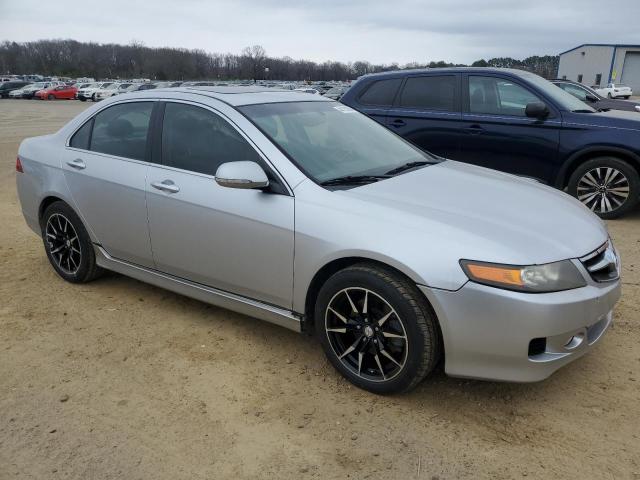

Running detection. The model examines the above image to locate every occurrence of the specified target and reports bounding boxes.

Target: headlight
[635,105,640,113]
[460,259,586,293]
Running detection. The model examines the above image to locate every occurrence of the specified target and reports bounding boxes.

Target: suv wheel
[315,263,441,394]
[41,201,103,283]
[568,157,639,219]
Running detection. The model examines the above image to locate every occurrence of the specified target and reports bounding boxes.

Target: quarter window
[161,102,260,176]
[358,78,402,106]
[90,102,153,160]
[398,76,457,111]
[70,119,93,150]
[468,76,541,117]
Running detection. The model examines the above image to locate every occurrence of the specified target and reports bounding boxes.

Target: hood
[564,108,640,130]
[339,161,608,265]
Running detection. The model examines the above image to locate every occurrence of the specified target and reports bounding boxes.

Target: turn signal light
[465,263,523,286]
[16,156,23,173]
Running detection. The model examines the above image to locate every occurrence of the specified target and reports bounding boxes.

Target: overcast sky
[1,0,639,64]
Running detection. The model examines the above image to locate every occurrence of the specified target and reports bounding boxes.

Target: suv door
[145,101,294,308]
[458,74,561,182]
[385,74,462,158]
[61,100,156,267]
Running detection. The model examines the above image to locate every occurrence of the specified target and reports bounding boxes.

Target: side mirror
[215,161,269,190]
[525,101,549,119]
[585,94,599,102]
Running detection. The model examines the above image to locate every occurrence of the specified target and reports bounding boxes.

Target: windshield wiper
[384,160,432,176]
[320,175,389,186]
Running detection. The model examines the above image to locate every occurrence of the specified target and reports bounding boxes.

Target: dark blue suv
[341,68,640,218]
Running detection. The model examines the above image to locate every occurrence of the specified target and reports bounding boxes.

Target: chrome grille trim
[579,240,620,282]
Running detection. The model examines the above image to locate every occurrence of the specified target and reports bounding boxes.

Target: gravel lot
[1,100,639,480]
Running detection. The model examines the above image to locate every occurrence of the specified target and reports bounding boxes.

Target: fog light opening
[564,332,585,350]
[528,337,547,357]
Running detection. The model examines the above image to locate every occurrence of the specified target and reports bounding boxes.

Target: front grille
[579,241,619,283]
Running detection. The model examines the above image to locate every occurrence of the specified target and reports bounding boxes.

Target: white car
[9,85,31,98]
[595,83,633,99]
[94,83,133,101]
[76,82,113,102]
[294,87,320,94]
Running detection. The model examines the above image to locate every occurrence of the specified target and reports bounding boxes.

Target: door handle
[151,179,180,194]
[66,158,86,170]
[466,125,484,135]
[389,118,406,128]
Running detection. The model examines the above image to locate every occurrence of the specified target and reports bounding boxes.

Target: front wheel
[315,263,441,394]
[568,157,639,219]
[608,92,613,98]
[47,94,55,100]
[41,201,103,283]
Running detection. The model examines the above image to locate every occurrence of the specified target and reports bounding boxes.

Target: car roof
[159,86,332,106]
[357,67,536,81]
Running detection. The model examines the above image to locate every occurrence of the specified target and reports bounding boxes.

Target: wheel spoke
[344,290,358,313]
[327,327,347,334]
[584,172,599,187]
[328,307,349,324]
[357,352,363,375]
[381,331,406,340]
[339,336,362,359]
[380,348,402,368]
[362,290,368,315]
[373,354,386,380]
[377,310,394,327]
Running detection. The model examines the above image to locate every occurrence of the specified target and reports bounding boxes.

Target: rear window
[398,76,457,111]
[358,78,402,106]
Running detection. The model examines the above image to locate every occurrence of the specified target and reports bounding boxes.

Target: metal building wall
[557,46,614,87]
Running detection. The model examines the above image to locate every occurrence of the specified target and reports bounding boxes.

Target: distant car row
[1,78,352,101]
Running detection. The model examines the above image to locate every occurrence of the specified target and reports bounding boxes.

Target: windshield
[519,72,596,112]
[239,101,436,183]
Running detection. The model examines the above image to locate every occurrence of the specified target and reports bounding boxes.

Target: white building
[557,44,640,92]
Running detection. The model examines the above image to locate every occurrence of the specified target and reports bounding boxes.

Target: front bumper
[419,267,620,382]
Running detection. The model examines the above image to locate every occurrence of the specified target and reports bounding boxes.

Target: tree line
[0,39,559,81]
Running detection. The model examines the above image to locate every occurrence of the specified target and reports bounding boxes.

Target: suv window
[161,102,260,176]
[358,78,402,106]
[557,83,588,101]
[398,75,456,111]
[469,76,541,116]
[90,102,153,160]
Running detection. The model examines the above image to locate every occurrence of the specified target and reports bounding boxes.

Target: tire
[91,93,97,101]
[79,97,86,102]
[315,263,441,394]
[47,94,55,100]
[624,96,630,100]
[568,156,639,219]
[41,201,103,283]
[608,93,612,98]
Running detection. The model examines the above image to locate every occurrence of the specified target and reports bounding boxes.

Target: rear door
[61,100,156,267]
[145,101,295,308]
[385,74,462,159]
[457,74,561,182]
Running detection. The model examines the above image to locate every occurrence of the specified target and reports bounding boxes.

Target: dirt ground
[1,100,639,480]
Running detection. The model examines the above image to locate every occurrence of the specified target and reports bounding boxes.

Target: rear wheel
[41,201,103,283]
[608,93,613,98]
[568,157,639,219]
[315,263,441,394]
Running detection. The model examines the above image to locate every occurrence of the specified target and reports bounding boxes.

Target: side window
[468,76,541,117]
[70,119,93,150]
[161,102,261,176]
[90,102,153,160]
[358,78,402,106]
[398,75,457,111]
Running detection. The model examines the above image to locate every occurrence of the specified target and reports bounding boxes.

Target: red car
[35,85,78,100]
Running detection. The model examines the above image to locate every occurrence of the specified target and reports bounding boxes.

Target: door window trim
[154,99,294,196]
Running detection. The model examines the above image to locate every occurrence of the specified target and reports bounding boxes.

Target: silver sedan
[16,87,621,393]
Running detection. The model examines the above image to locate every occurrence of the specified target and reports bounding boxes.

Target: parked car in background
[35,84,78,100]
[8,84,33,98]
[595,83,633,99]
[20,82,60,99]
[294,87,320,94]
[552,79,640,113]
[94,83,134,100]
[341,68,640,218]
[77,82,113,102]
[0,80,29,98]
[323,85,349,100]
[72,82,92,91]
[16,87,620,394]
